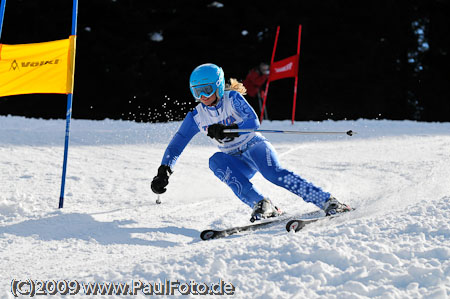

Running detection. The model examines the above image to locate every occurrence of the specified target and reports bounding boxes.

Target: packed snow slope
[1,115,450,298]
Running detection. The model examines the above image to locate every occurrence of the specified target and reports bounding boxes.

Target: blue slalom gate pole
[59,94,73,208]
[0,0,6,39]
[59,0,78,209]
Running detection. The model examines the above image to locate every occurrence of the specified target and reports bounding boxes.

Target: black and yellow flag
[0,35,76,97]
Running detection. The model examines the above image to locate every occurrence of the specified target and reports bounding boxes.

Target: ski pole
[156,195,161,204]
[223,129,356,136]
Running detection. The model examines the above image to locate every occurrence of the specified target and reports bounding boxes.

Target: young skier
[151,63,351,222]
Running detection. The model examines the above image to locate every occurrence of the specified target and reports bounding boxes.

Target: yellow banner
[0,36,76,97]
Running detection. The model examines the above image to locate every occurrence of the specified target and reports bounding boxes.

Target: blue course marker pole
[59,0,78,209]
[0,0,7,39]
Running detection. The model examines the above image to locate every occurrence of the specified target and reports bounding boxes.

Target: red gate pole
[291,24,302,124]
[260,26,280,123]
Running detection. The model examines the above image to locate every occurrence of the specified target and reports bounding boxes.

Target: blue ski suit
[161,90,330,209]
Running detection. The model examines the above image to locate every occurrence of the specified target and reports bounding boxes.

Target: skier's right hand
[207,123,239,141]
[151,165,172,194]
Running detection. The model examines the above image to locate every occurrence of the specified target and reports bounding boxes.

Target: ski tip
[286,220,305,233]
[200,230,217,241]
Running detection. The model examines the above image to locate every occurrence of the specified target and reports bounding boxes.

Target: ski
[285,217,325,232]
[286,208,356,233]
[200,216,288,240]
[200,210,325,241]
[200,208,354,240]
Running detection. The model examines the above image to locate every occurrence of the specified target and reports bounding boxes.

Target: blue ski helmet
[189,63,225,100]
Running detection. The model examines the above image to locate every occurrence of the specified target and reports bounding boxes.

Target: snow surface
[1,115,450,298]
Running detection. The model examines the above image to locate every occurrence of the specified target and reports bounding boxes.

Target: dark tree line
[1,0,449,122]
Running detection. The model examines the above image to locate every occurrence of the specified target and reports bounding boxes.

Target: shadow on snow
[0,212,199,247]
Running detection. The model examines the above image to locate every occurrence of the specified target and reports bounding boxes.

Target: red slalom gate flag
[268,54,299,82]
[260,25,302,124]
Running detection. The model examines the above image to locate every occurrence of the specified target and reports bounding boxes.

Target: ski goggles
[191,83,217,100]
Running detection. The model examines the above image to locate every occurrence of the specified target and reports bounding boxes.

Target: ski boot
[250,198,282,222]
[323,196,352,216]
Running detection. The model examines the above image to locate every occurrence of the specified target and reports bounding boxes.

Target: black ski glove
[151,165,173,194]
[207,123,239,141]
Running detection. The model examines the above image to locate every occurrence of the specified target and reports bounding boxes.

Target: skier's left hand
[151,165,172,194]
[207,123,239,141]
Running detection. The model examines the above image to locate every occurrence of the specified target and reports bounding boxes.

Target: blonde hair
[225,78,247,95]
